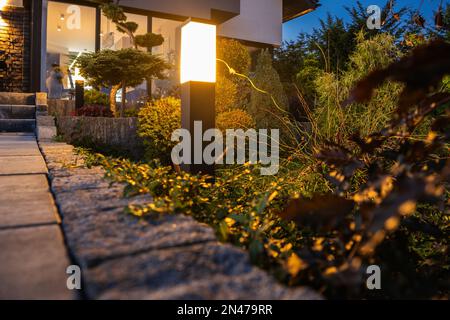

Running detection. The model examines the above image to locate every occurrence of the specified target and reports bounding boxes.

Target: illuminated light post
[179,20,216,177]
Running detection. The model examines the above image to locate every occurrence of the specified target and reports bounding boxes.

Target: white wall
[218,0,283,46]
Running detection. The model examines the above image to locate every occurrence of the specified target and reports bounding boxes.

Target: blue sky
[283,0,449,42]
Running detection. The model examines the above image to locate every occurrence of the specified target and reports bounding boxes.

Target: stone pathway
[0,133,321,299]
[39,140,322,300]
[0,133,73,299]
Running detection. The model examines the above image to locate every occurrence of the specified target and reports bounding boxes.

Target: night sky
[283,0,449,41]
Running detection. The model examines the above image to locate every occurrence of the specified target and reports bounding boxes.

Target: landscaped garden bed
[56,1,449,300]
[69,34,449,299]
[39,140,321,300]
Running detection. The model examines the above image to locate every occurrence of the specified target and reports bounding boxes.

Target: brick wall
[0,4,31,92]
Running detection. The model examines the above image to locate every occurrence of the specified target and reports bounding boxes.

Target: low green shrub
[84,89,109,106]
[137,97,181,164]
[216,109,255,131]
[216,76,238,113]
[217,38,251,77]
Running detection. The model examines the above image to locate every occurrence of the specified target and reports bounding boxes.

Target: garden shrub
[216,109,255,132]
[137,97,181,164]
[216,76,238,114]
[216,38,252,113]
[217,38,251,77]
[123,106,140,118]
[84,89,109,106]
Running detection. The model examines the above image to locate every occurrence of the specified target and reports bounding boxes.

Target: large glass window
[100,12,148,50]
[46,1,96,96]
[152,17,183,96]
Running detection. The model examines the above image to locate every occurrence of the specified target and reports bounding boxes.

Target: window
[152,17,183,96]
[46,1,96,94]
[100,12,148,50]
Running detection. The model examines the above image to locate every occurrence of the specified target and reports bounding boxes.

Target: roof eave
[283,0,320,23]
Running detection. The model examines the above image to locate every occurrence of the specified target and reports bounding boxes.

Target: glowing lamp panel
[180,22,216,84]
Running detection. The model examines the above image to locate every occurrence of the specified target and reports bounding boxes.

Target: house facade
[0,0,318,95]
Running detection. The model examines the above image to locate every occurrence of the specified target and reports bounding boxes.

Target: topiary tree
[249,49,289,130]
[77,49,170,117]
[94,0,164,50]
[78,1,168,117]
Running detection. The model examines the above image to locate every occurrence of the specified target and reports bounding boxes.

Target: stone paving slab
[0,135,40,156]
[0,145,42,156]
[50,177,216,267]
[86,242,322,300]
[0,134,36,142]
[0,190,58,228]
[0,155,47,175]
[54,186,148,216]
[83,242,256,298]
[0,225,73,300]
[0,135,74,300]
[100,273,322,300]
[51,174,113,193]
[0,174,49,192]
[62,209,216,268]
[48,167,105,178]
[0,139,37,145]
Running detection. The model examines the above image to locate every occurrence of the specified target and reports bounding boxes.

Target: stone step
[0,92,35,105]
[0,105,36,119]
[36,115,55,126]
[0,119,36,132]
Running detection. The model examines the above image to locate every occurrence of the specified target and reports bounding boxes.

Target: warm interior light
[0,0,7,11]
[180,21,216,84]
[0,0,24,11]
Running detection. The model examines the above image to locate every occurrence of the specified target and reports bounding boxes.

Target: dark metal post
[75,80,84,110]
[180,81,216,177]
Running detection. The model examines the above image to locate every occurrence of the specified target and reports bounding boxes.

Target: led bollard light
[179,20,217,177]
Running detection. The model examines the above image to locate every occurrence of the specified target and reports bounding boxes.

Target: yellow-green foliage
[138,97,181,164]
[216,38,252,112]
[217,38,251,76]
[314,33,403,141]
[216,76,238,113]
[84,89,109,106]
[216,109,255,132]
[249,49,289,130]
